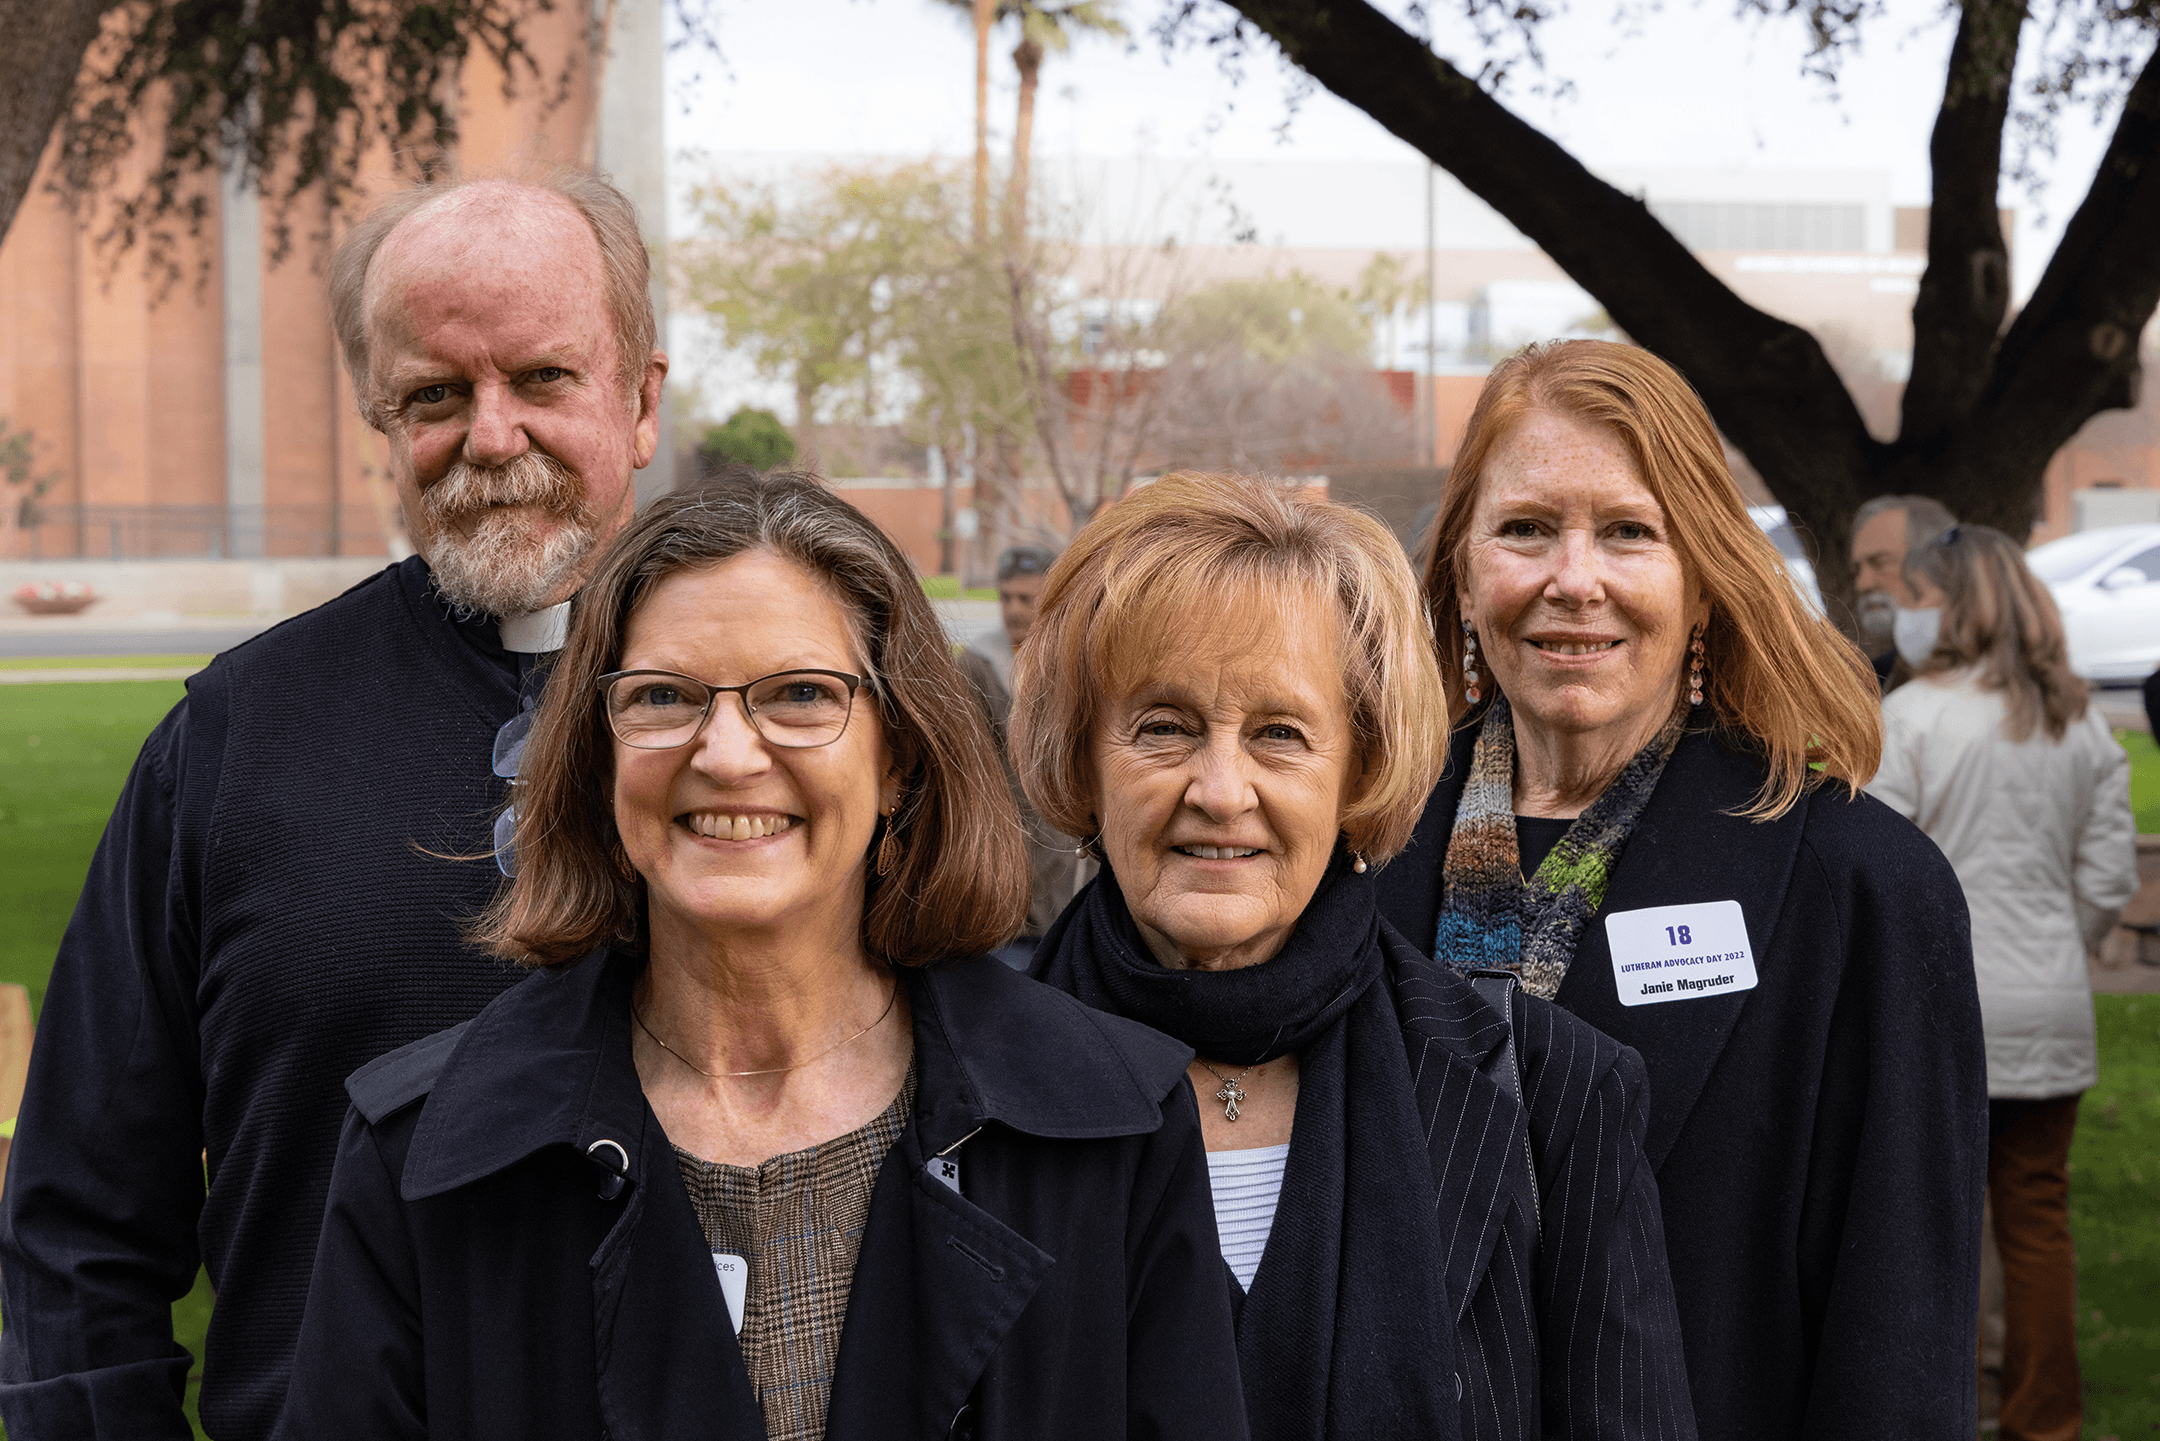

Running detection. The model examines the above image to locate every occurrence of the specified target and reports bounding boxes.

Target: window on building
[1648,201,1867,252]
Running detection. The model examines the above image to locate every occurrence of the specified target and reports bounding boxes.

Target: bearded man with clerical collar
[0,168,665,1441]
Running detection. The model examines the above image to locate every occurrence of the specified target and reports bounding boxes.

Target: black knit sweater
[0,557,531,1441]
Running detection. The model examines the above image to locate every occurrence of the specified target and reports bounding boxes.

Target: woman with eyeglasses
[273,471,1246,1441]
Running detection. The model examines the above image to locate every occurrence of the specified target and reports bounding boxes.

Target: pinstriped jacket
[1381,924,1699,1441]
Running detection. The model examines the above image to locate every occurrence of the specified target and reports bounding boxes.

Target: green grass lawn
[917,574,999,601]
[0,680,188,1015]
[0,678,209,1439]
[0,676,2155,1439]
[2075,994,2160,1437]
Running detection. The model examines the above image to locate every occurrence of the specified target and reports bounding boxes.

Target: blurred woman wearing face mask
[1868,524,2139,1441]
[1892,595,1946,673]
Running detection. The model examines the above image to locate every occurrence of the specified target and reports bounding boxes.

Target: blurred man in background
[1851,493,1959,690]
[957,545,1091,966]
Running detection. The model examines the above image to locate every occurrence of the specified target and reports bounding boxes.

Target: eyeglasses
[597,668,868,750]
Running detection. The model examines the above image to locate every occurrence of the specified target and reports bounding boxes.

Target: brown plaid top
[674,1068,916,1441]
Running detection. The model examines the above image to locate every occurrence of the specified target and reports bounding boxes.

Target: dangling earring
[875,810,903,877]
[1688,630,1706,707]
[1462,620,1482,705]
[610,839,640,884]
[1351,852,1369,875]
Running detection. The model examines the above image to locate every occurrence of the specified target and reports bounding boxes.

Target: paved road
[0,623,272,659]
[0,602,1003,664]
[2094,685,2153,734]
[0,666,203,685]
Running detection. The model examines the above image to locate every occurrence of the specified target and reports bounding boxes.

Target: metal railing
[8,504,397,560]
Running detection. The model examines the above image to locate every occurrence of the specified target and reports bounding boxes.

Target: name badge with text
[1604,900,1759,1007]
[711,1252,748,1335]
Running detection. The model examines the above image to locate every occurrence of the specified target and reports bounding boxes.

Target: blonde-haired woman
[1377,340,1987,1439]
[1868,524,2137,1441]
[1017,470,1697,1441]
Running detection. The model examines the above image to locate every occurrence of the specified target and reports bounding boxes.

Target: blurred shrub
[699,408,798,473]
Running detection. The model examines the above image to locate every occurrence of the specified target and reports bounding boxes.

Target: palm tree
[937,1,1125,246]
[972,0,995,244]
[1005,3,1124,240]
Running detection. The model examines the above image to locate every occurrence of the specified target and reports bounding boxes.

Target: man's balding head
[333,169,657,426]
[329,170,666,615]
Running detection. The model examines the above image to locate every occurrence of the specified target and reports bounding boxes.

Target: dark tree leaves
[54,0,563,282]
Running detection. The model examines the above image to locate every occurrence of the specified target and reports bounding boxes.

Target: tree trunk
[1900,0,2023,451]
[1008,31,1042,247]
[939,443,958,574]
[972,0,995,247]
[1222,0,2160,619]
[794,372,820,475]
[0,0,116,243]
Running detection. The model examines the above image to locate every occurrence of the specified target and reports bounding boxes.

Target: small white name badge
[1604,900,1760,1007]
[711,1252,748,1335]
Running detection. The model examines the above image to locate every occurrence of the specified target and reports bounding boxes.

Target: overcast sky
[663,0,2130,304]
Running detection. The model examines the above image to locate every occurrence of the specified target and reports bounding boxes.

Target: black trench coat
[272,952,1249,1441]
[1377,724,1988,1441]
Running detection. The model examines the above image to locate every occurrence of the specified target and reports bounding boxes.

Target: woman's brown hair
[1423,340,1882,818]
[471,469,1029,966]
[1010,470,1452,863]
[1904,524,2089,742]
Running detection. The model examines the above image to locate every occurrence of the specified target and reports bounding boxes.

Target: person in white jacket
[1868,523,2138,1441]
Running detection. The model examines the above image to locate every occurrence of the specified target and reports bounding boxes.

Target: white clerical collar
[498,601,571,654]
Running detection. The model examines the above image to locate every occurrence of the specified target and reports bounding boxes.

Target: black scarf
[1035,859,1463,1441]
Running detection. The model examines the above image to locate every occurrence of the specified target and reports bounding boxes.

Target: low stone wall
[0,558,395,619]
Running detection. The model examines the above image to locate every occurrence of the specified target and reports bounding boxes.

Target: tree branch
[0,0,115,239]
[1901,0,2023,446]
[1939,46,2160,525]
[1222,1,1883,543]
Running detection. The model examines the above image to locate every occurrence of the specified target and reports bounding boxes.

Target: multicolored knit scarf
[1435,696,1684,999]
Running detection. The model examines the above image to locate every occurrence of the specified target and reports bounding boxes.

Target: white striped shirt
[1203,1142,1290,1291]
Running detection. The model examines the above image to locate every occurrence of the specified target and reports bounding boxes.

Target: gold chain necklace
[633,979,900,1079]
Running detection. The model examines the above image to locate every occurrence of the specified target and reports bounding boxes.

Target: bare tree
[679,164,959,471]
[998,234,1187,527]
[1152,271,1415,476]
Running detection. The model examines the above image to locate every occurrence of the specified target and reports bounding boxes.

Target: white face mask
[1892,606,1941,667]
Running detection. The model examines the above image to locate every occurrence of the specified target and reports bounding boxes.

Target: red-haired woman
[1869,524,2137,1441]
[1379,340,1987,1439]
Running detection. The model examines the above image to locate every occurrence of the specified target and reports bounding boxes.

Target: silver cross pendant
[1215,1075,1246,1122]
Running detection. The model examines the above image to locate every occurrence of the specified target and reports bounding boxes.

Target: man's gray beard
[1854,589,1898,654]
[410,451,601,617]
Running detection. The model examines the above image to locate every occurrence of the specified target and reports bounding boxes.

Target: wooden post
[0,984,33,1199]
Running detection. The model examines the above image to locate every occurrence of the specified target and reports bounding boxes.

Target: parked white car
[1748,505,1826,616]
[2028,523,2160,683]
